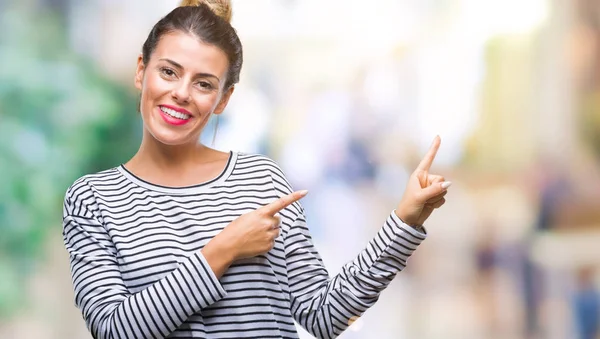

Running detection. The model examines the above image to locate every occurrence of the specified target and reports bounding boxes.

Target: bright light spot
[464,0,549,36]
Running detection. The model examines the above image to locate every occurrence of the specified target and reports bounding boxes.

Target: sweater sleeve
[267,159,426,339]
[62,183,227,339]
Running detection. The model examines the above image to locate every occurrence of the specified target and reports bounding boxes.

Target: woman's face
[135,31,233,146]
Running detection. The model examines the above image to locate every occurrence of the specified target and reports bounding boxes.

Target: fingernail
[441,181,452,189]
[298,190,309,196]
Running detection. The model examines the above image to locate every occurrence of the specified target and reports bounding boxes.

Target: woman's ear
[213,86,235,115]
[134,54,145,90]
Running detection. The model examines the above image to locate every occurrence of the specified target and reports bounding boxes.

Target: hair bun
[180,0,232,23]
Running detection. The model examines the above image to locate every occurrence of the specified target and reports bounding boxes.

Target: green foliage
[0,4,140,317]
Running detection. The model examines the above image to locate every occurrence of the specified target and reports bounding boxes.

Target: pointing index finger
[417,135,441,171]
[260,190,309,216]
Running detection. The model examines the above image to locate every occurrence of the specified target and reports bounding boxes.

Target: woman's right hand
[201,190,308,277]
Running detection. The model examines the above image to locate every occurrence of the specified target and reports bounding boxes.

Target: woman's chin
[147,127,196,146]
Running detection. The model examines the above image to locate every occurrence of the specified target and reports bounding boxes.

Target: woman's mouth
[158,105,192,126]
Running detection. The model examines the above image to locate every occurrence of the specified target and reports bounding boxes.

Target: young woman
[62,1,451,338]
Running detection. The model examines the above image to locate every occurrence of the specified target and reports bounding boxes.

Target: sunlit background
[1,0,600,338]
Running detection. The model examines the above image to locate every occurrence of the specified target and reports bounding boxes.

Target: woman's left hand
[395,135,451,227]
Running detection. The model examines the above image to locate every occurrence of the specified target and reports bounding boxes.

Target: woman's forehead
[153,31,229,75]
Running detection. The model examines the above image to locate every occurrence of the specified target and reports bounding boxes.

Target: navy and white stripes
[62,152,426,338]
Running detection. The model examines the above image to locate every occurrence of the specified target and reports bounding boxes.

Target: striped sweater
[62,152,426,339]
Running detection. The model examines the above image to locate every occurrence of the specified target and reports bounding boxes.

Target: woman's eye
[161,68,176,77]
[197,81,213,90]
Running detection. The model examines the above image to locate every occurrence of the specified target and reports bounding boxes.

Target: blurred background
[1,0,600,338]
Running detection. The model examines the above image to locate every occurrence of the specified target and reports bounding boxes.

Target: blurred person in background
[61,1,452,339]
[573,267,599,339]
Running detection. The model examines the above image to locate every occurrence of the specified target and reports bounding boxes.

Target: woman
[62,1,451,338]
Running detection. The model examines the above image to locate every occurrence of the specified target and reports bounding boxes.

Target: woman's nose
[171,81,191,104]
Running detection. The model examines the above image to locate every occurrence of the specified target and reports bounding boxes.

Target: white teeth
[160,106,190,120]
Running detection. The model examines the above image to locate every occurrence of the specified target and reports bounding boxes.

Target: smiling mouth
[160,106,191,120]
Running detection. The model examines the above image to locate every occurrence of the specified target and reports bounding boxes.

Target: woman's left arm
[277,136,450,338]
[285,206,425,339]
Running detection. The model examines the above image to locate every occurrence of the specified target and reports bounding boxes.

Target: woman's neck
[124,132,229,187]
[138,137,208,168]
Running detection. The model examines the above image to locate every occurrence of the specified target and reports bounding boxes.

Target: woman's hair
[141,0,242,89]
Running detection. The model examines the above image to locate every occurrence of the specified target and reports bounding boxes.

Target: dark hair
[141,4,243,89]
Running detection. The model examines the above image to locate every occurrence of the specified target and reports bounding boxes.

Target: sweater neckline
[117,151,237,194]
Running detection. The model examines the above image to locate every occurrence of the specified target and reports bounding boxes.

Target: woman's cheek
[196,93,220,113]
[149,76,172,94]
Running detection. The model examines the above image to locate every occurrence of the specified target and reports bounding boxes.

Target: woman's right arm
[63,187,227,339]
